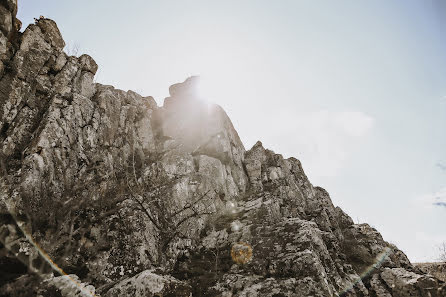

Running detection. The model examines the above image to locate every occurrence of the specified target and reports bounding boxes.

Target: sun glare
[195,75,219,104]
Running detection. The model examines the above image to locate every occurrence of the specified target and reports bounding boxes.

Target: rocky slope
[0,1,445,296]
[415,263,446,283]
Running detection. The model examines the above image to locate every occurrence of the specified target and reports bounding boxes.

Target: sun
[195,75,218,104]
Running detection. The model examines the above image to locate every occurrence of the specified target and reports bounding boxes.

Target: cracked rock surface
[0,1,445,296]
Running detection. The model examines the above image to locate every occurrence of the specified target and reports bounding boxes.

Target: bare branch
[131,194,162,231]
[169,190,212,218]
[174,209,215,230]
[439,242,446,262]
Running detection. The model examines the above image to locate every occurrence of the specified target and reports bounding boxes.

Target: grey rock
[0,31,7,57]
[11,24,52,81]
[36,17,65,50]
[52,51,68,72]
[79,54,98,74]
[39,274,97,297]
[168,75,199,98]
[1,0,18,15]
[379,267,444,297]
[105,270,192,297]
[0,5,12,36]
[370,274,392,297]
[415,262,446,282]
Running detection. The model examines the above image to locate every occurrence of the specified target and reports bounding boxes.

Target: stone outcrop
[415,262,446,282]
[105,270,192,297]
[0,1,445,296]
[173,143,445,296]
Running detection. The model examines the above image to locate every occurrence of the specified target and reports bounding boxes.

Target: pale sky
[18,0,446,262]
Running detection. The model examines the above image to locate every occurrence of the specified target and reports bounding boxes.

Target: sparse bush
[5,146,217,284]
[121,151,216,264]
[65,42,80,57]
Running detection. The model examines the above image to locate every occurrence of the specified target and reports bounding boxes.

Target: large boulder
[39,274,97,297]
[375,268,445,297]
[105,270,192,297]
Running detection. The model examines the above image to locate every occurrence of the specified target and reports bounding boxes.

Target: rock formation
[0,1,445,296]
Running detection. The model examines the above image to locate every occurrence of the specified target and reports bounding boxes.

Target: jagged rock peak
[167,75,200,99]
[34,17,65,49]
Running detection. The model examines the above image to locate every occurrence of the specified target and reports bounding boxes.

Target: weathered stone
[12,24,52,81]
[0,0,18,15]
[52,51,68,72]
[105,270,192,297]
[39,274,97,297]
[168,75,199,98]
[0,5,12,36]
[13,16,20,32]
[415,262,446,282]
[53,56,80,94]
[370,274,392,297]
[73,70,96,98]
[244,141,266,191]
[379,267,444,297]
[78,54,98,74]
[0,31,7,60]
[143,96,157,110]
[36,18,65,50]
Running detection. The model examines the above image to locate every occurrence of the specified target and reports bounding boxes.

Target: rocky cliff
[0,1,445,296]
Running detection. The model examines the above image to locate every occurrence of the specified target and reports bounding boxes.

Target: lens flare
[231,242,253,264]
[338,247,393,295]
